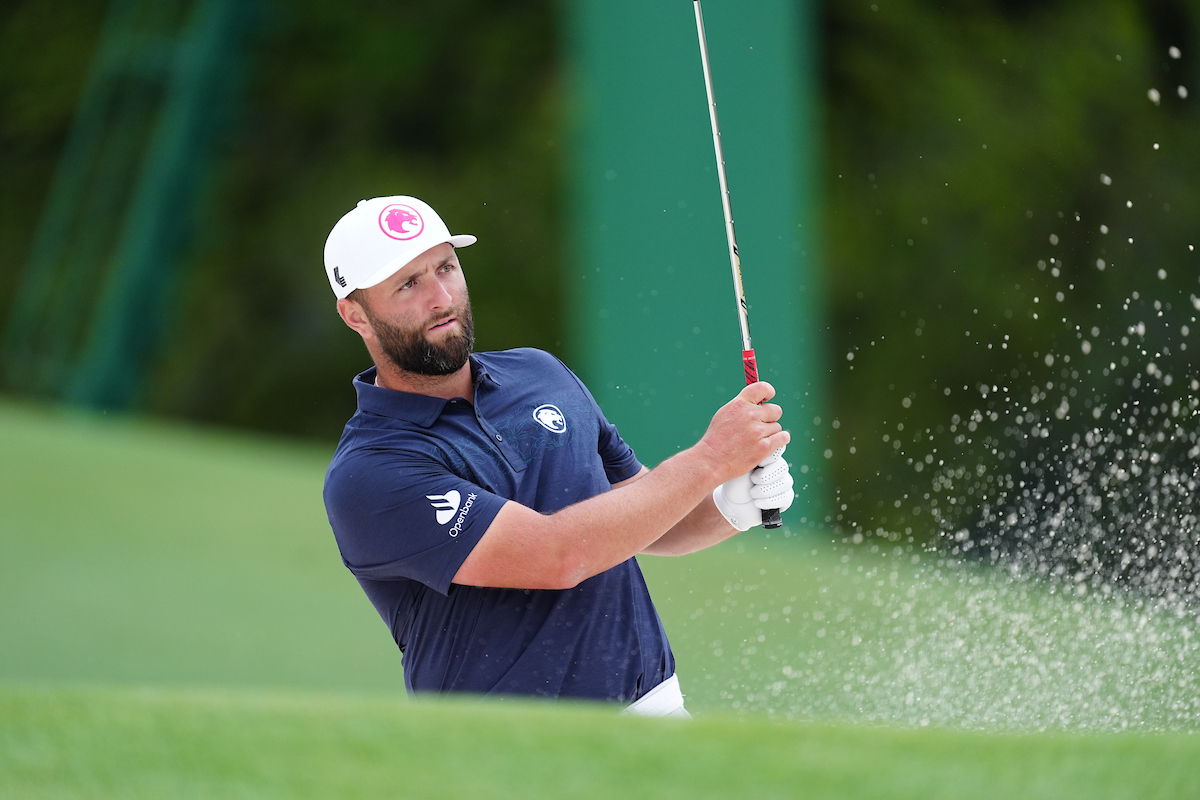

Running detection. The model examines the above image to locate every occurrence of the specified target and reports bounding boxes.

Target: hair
[346,287,368,308]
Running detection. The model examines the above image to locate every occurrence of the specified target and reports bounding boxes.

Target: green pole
[69,0,251,409]
[563,0,827,530]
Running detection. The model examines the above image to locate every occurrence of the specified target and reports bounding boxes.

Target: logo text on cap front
[379,204,425,241]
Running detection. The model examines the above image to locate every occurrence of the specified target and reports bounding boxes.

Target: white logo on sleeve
[427,491,461,525]
[426,489,479,537]
[532,404,567,433]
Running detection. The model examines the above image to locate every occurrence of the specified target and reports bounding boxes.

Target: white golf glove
[712,447,795,531]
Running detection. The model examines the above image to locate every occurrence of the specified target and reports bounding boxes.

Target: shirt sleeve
[323,449,508,596]
[595,406,641,484]
[549,353,643,484]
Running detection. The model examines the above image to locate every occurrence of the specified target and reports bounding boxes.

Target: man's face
[357,244,475,376]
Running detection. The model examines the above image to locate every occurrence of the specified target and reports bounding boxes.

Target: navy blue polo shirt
[323,348,674,702]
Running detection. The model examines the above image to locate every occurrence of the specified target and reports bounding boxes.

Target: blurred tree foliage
[0,0,107,351]
[1,0,1198,540]
[1,0,562,440]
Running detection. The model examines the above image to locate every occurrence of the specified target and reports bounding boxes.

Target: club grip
[742,349,759,385]
[761,507,783,528]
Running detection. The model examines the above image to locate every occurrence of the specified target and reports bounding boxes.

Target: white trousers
[621,673,691,718]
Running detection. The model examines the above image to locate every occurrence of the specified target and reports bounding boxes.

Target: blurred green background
[3,0,1196,535]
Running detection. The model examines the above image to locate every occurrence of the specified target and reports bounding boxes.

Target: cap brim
[357,234,477,292]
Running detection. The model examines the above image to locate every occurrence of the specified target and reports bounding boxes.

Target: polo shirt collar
[353,356,501,427]
[471,354,503,389]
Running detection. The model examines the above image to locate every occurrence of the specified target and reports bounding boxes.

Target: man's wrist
[685,440,731,488]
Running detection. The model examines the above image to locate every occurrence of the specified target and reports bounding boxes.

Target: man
[322,195,794,716]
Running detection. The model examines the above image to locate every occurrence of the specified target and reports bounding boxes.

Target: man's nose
[428,278,454,310]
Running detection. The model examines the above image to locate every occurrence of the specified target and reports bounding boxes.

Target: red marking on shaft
[742,350,759,386]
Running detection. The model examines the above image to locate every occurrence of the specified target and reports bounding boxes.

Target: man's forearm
[549,445,729,579]
[455,443,726,589]
[619,467,741,556]
[640,494,738,556]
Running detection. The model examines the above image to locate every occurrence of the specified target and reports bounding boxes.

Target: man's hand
[696,382,790,484]
[712,447,795,531]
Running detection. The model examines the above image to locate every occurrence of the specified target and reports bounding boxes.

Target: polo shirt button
[495,434,503,441]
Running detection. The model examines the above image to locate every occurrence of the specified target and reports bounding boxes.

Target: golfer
[322,196,794,716]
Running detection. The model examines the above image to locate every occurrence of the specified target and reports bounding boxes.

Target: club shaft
[693,0,753,357]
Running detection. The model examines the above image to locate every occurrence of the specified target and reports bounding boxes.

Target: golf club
[693,0,783,529]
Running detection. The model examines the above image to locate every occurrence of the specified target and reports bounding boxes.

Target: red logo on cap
[379,204,425,241]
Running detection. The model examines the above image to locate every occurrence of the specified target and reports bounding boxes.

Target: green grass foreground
[3,684,1198,800]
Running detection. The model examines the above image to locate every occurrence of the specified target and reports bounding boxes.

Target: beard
[366,297,475,377]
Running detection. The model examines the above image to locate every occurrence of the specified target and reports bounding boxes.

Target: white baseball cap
[323,195,477,299]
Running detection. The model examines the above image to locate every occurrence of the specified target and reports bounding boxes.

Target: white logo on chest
[532,404,567,433]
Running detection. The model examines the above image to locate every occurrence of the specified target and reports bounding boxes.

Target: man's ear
[337,297,374,340]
